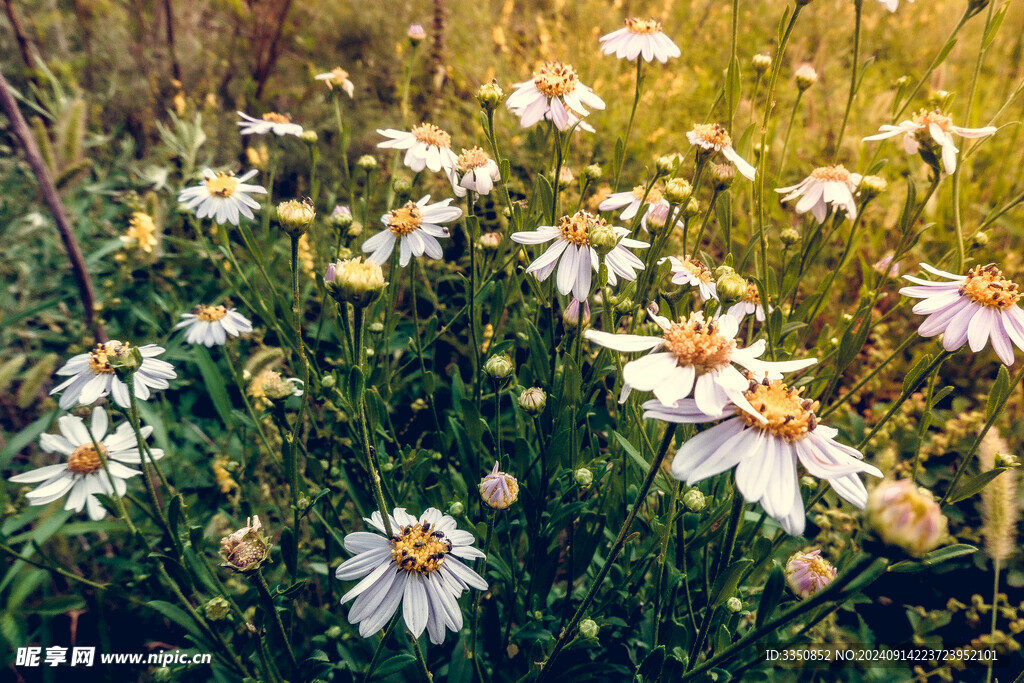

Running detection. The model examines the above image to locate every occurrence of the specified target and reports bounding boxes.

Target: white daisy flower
[449,147,501,198]
[510,211,649,301]
[647,379,883,536]
[599,17,681,63]
[49,341,177,410]
[776,165,862,224]
[335,507,487,644]
[174,305,254,347]
[687,123,756,180]
[598,185,665,223]
[862,110,996,174]
[377,123,459,174]
[362,195,462,267]
[663,256,718,302]
[315,67,355,97]
[727,281,771,323]
[584,311,815,414]
[506,61,606,132]
[899,263,1024,365]
[178,169,267,226]
[236,111,304,137]
[7,407,164,521]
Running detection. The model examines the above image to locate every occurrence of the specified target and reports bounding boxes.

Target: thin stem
[410,633,433,682]
[986,558,1001,683]
[893,8,972,120]
[778,91,804,178]
[613,59,644,191]
[354,305,395,537]
[834,0,863,160]
[363,614,400,682]
[254,569,300,677]
[472,510,497,682]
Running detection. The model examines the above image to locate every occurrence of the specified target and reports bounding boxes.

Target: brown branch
[253,0,294,100]
[2,0,38,70]
[162,0,181,82]
[0,67,106,342]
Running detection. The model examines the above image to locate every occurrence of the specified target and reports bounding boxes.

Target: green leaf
[635,645,665,682]
[902,353,935,396]
[986,365,1011,422]
[374,653,416,678]
[888,544,977,573]
[146,600,206,642]
[711,559,753,607]
[945,468,1009,504]
[193,346,235,428]
[756,564,785,628]
[0,410,58,468]
[613,432,648,476]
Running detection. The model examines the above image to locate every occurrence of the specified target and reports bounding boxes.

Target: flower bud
[476,81,505,112]
[664,178,692,205]
[683,488,706,511]
[277,199,315,236]
[448,501,465,516]
[716,271,748,302]
[563,298,591,327]
[726,597,743,613]
[220,516,272,573]
[204,596,231,622]
[300,130,319,144]
[582,164,603,181]
[108,341,144,378]
[356,154,378,172]
[752,53,772,75]
[479,463,519,509]
[579,619,599,639]
[711,163,735,191]
[785,549,836,598]
[347,221,364,238]
[794,64,818,91]
[859,175,888,198]
[392,177,412,200]
[780,227,800,246]
[407,23,427,45]
[656,156,675,175]
[519,387,547,414]
[928,90,953,109]
[683,197,701,219]
[478,232,502,251]
[589,220,619,254]
[972,231,989,247]
[326,625,343,638]
[483,354,514,380]
[556,166,575,188]
[325,257,387,307]
[867,479,948,557]
[574,468,593,488]
[330,205,354,229]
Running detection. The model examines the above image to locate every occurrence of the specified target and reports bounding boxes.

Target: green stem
[777,91,804,178]
[893,8,972,120]
[354,305,395,537]
[613,59,644,191]
[254,569,300,677]
[834,0,863,160]
[410,632,433,682]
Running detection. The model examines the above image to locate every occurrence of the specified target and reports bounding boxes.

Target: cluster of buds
[220,516,272,573]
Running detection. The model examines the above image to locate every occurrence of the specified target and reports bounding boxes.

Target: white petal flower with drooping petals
[362,195,462,267]
[506,61,605,132]
[449,147,501,198]
[335,507,487,644]
[777,165,862,224]
[663,256,718,302]
[510,211,648,301]
[178,169,267,226]
[236,111,304,137]
[7,407,164,521]
[174,305,254,347]
[49,341,177,410]
[899,262,1024,365]
[687,123,756,180]
[315,67,355,97]
[377,123,459,174]
[584,311,816,414]
[598,185,665,223]
[727,281,772,323]
[646,379,882,536]
[862,110,996,174]
[599,17,681,63]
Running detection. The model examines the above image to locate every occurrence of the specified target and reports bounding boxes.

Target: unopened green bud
[483,354,514,380]
[108,341,144,378]
[392,177,412,199]
[589,220,619,254]
[369,322,384,333]
[860,175,887,198]
[656,156,675,175]
[664,178,692,204]
[476,81,505,111]
[579,619,599,639]
[726,597,743,613]
[972,231,989,247]
[684,197,700,219]
[683,488,706,512]
[301,130,319,144]
[205,597,231,622]
[356,154,378,171]
[574,468,594,489]
[519,387,547,414]
[277,199,315,236]
[717,272,747,302]
[795,64,818,91]
[448,501,465,516]
[711,163,735,191]
[582,164,603,181]
[326,625,343,638]
[780,227,800,246]
[752,53,772,75]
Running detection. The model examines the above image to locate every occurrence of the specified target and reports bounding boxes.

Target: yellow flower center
[678,257,713,284]
[328,67,349,84]
[88,343,118,374]
[390,522,452,574]
[690,123,732,149]
[67,443,107,475]
[556,211,601,246]
[625,17,662,34]
[411,123,451,149]
[959,263,1021,309]
[810,165,851,182]
[194,304,228,322]
[661,314,736,371]
[631,184,663,203]
[738,379,819,442]
[533,61,579,98]
[744,282,761,304]
[457,147,491,172]
[386,202,423,236]
[205,173,239,198]
[912,109,953,133]
[261,112,292,124]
